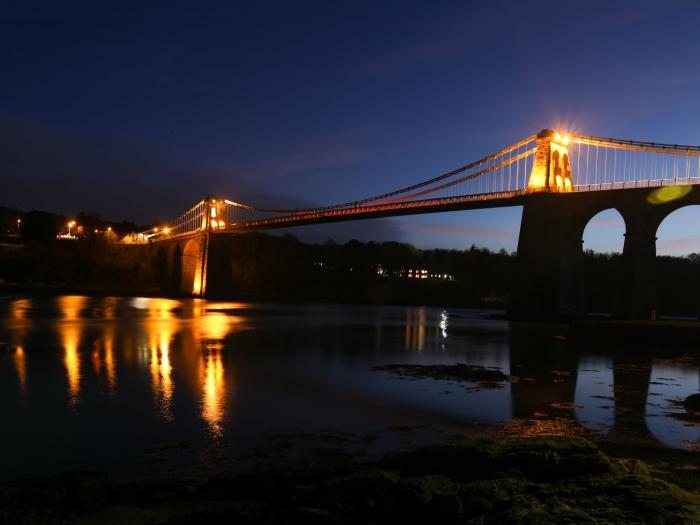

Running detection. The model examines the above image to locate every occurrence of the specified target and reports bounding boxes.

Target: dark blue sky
[3,1,700,252]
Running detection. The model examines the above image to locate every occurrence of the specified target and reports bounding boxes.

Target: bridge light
[554,133,562,142]
[211,219,218,228]
[562,135,570,145]
[163,227,171,234]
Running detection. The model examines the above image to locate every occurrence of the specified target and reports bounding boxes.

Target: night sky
[3,1,700,253]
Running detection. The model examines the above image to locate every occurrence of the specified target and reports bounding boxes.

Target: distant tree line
[224,233,515,307]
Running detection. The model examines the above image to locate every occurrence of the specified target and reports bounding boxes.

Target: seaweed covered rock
[499,436,612,480]
[0,471,111,525]
[21,437,700,524]
[381,436,610,482]
[286,437,699,524]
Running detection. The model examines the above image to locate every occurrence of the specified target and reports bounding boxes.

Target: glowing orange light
[554,133,562,142]
[562,136,570,145]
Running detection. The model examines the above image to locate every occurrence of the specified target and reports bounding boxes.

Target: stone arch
[181,238,202,295]
[578,208,627,315]
[654,204,700,317]
[580,208,627,253]
[654,203,700,251]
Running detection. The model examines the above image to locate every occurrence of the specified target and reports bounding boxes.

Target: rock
[684,393,700,413]
[0,471,111,524]
[372,363,510,386]
[500,436,612,480]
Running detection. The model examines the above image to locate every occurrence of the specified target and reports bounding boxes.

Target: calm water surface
[1,295,699,481]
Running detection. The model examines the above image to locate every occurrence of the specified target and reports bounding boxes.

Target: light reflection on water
[0,295,700,481]
[646,361,700,448]
[201,345,227,438]
[574,355,615,433]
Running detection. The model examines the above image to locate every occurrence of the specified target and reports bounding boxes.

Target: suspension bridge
[138,129,700,320]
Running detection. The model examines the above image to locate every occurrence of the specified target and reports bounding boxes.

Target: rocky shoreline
[2,435,699,524]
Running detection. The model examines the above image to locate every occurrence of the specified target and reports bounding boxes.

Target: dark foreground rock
[0,471,110,524]
[685,393,700,414]
[3,437,700,524]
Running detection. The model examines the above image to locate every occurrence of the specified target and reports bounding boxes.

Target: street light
[68,221,76,236]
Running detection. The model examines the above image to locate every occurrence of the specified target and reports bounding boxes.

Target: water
[1,295,699,482]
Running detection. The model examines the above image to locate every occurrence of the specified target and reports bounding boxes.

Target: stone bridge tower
[528,129,573,193]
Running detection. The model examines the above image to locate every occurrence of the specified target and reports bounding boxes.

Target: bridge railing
[209,134,540,228]
[569,134,700,192]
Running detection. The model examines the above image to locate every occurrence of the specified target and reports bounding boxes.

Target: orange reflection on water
[145,299,178,421]
[149,331,174,421]
[145,297,181,318]
[200,346,227,438]
[10,298,31,320]
[13,347,27,391]
[103,327,117,395]
[198,311,236,340]
[57,296,87,406]
[92,344,102,375]
[405,309,427,352]
[9,300,31,391]
[61,323,82,406]
[59,295,87,321]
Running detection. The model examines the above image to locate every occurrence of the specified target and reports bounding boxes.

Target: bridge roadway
[225,181,696,232]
